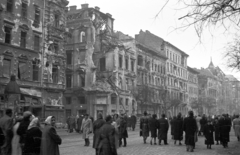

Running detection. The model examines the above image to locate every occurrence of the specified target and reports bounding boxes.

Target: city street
[58,129,240,155]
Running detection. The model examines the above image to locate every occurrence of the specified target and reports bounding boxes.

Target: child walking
[203,119,214,149]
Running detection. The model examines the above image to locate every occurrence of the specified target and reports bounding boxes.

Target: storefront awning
[20,88,42,98]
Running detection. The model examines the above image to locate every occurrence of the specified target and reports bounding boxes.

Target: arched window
[137,55,143,66]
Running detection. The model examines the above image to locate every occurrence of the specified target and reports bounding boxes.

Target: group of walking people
[140,110,236,153]
[0,109,62,155]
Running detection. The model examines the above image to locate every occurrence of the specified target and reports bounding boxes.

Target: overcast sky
[68,0,240,80]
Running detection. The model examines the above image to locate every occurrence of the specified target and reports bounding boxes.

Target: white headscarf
[28,117,39,130]
[45,116,53,125]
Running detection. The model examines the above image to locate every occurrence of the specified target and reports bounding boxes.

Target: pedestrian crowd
[139,110,239,153]
[0,109,62,155]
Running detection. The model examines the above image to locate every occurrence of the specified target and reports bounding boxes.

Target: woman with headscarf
[24,117,42,155]
[41,116,62,155]
[92,113,105,155]
[11,116,23,155]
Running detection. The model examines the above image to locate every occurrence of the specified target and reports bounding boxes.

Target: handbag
[140,130,142,137]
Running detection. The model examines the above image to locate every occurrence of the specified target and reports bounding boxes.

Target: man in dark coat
[97,115,117,155]
[93,113,105,155]
[170,116,176,139]
[76,115,83,133]
[17,111,32,153]
[130,114,137,131]
[219,114,231,148]
[119,114,128,147]
[173,113,183,145]
[213,117,220,145]
[41,116,62,155]
[200,115,207,136]
[183,111,197,152]
[0,109,13,155]
[148,114,158,145]
[140,111,149,144]
[158,114,169,145]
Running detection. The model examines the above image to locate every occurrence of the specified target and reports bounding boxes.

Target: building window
[80,74,85,87]
[100,57,106,71]
[32,61,39,81]
[4,27,12,44]
[3,59,11,77]
[66,51,72,65]
[111,95,117,104]
[119,55,123,68]
[125,57,128,70]
[125,98,129,106]
[66,97,71,105]
[18,61,28,80]
[53,41,59,54]
[66,74,72,88]
[20,31,27,48]
[6,0,13,12]
[79,96,86,104]
[54,14,60,27]
[21,2,28,18]
[34,35,40,51]
[131,59,134,71]
[137,55,143,66]
[34,7,40,25]
[52,65,58,83]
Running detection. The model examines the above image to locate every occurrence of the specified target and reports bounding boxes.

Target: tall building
[163,41,189,116]
[187,66,199,115]
[0,0,69,122]
[135,30,167,116]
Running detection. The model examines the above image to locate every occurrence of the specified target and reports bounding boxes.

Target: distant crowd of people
[0,109,62,155]
[140,111,239,153]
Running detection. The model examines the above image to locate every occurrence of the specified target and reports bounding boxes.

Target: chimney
[69,5,77,11]
[106,13,112,18]
[81,3,89,9]
[95,6,100,11]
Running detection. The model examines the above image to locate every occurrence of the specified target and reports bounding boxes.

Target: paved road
[59,129,240,155]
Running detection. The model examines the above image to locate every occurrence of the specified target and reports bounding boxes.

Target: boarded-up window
[18,61,28,80]
[3,59,11,77]
[21,2,28,18]
[66,74,72,88]
[20,31,27,48]
[32,61,39,81]
[66,51,72,65]
[52,65,58,83]
[7,0,13,12]
[34,35,40,51]
[4,27,12,44]
[99,57,106,71]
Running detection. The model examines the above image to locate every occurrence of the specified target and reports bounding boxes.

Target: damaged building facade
[0,0,69,122]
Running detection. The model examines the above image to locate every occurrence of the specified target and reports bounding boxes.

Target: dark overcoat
[24,127,42,155]
[200,118,207,132]
[158,118,169,140]
[92,118,105,149]
[140,116,149,137]
[148,117,158,138]
[170,118,176,136]
[41,125,62,155]
[119,118,128,138]
[97,122,117,155]
[213,119,220,141]
[131,115,137,128]
[77,117,83,132]
[183,116,197,146]
[219,117,231,143]
[203,124,214,145]
[17,119,30,144]
[173,117,183,141]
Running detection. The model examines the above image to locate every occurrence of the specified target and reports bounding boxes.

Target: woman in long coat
[93,113,105,155]
[148,114,158,145]
[81,114,93,146]
[213,117,220,144]
[232,115,240,141]
[41,116,62,155]
[112,114,119,149]
[24,117,42,155]
[203,120,214,149]
[173,113,183,145]
[118,115,128,147]
[140,111,149,144]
